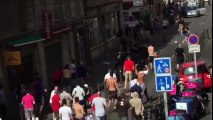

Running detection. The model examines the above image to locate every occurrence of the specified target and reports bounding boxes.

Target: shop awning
[8,34,45,47]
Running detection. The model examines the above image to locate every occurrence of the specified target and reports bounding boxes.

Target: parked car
[179,60,212,89]
[186,2,206,17]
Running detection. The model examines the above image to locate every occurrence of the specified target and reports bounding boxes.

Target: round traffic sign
[128,16,135,22]
[188,34,199,45]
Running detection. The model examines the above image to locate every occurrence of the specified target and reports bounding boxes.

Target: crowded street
[0,0,212,120]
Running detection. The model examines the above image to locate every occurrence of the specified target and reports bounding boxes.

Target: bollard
[206,28,211,39]
[158,95,161,104]
[147,107,151,120]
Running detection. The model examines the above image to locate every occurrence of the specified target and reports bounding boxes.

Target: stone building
[0,0,122,93]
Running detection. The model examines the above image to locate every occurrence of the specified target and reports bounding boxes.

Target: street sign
[128,15,135,22]
[155,75,173,92]
[188,44,200,53]
[154,57,172,75]
[128,16,136,27]
[188,34,199,45]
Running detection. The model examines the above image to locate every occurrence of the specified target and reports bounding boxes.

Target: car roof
[181,60,205,68]
[187,3,197,7]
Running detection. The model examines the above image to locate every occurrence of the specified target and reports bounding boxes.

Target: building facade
[0,0,123,93]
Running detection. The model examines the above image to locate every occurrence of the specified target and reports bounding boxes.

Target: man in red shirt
[22,90,35,120]
[51,90,61,120]
[123,56,135,89]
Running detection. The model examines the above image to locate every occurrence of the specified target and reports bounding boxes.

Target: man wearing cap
[123,56,135,89]
[129,92,144,120]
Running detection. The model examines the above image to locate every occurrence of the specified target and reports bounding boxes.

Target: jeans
[24,109,35,120]
[96,116,105,120]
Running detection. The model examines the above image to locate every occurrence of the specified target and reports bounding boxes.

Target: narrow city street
[1,1,212,120]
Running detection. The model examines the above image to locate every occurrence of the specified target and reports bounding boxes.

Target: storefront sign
[4,51,21,65]
[42,12,52,40]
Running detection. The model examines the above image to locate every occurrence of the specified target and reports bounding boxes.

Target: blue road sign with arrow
[154,57,171,75]
[155,75,173,92]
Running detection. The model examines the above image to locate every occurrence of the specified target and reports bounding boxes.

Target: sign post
[154,57,172,120]
[188,34,200,78]
[128,16,135,49]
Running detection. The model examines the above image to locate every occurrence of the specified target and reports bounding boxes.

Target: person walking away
[123,56,135,89]
[51,90,61,120]
[59,99,73,120]
[76,62,88,81]
[129,92,144,120]
[72,84,85,106]
[148,44,155,70]
[50,86,59,105]
[60,88,72,107]
[62,64,72,90]
[105,72,120,103]
[174,44,186,72]
[52,67,63,87]
[162,18,169,42]
[88,90,99,117]
[0,83,7,120]
[92,92,108,120]
[34,76,45,118]
[69,59,77,79]
[120,37,128,53]
[129,82,143,99]
[72,97,85,120]
[181,23,190,44]
[135,64,150,102]
[104,68,117,94]
[21,90,36,120]
[115,93,131,120]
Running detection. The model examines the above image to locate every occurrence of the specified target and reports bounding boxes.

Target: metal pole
[119,66,122,83]
[163,92,168,120]
[131,26,134,48]
[194,52,198,78]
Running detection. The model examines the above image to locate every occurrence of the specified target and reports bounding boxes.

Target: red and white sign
[42,12,52,40]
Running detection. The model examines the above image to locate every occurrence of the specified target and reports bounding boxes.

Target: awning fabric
[8,34,45,47]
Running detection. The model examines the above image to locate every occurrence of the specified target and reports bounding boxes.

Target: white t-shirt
[49,90,55,103]
[72,86,85,101]
[130,79,137,88]
[92,97,106,117]
[59,106,72,120]
[104,72,117,80]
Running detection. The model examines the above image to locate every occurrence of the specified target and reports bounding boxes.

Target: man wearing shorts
[175,44,185,72]
[105,72,120,103]
[148,44,155,70]
[123,56,135,89]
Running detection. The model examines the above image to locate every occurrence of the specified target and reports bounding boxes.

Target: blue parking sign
[155,75,173,92]
[154,57,171,75]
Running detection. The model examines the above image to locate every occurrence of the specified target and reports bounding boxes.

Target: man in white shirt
[104,68,117,82]
[59,99,73,120]
[130,79,137,88]
[92,93,108,120]
[104,68,117,94]
[60,88,72,107]
[72,84,85,105]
